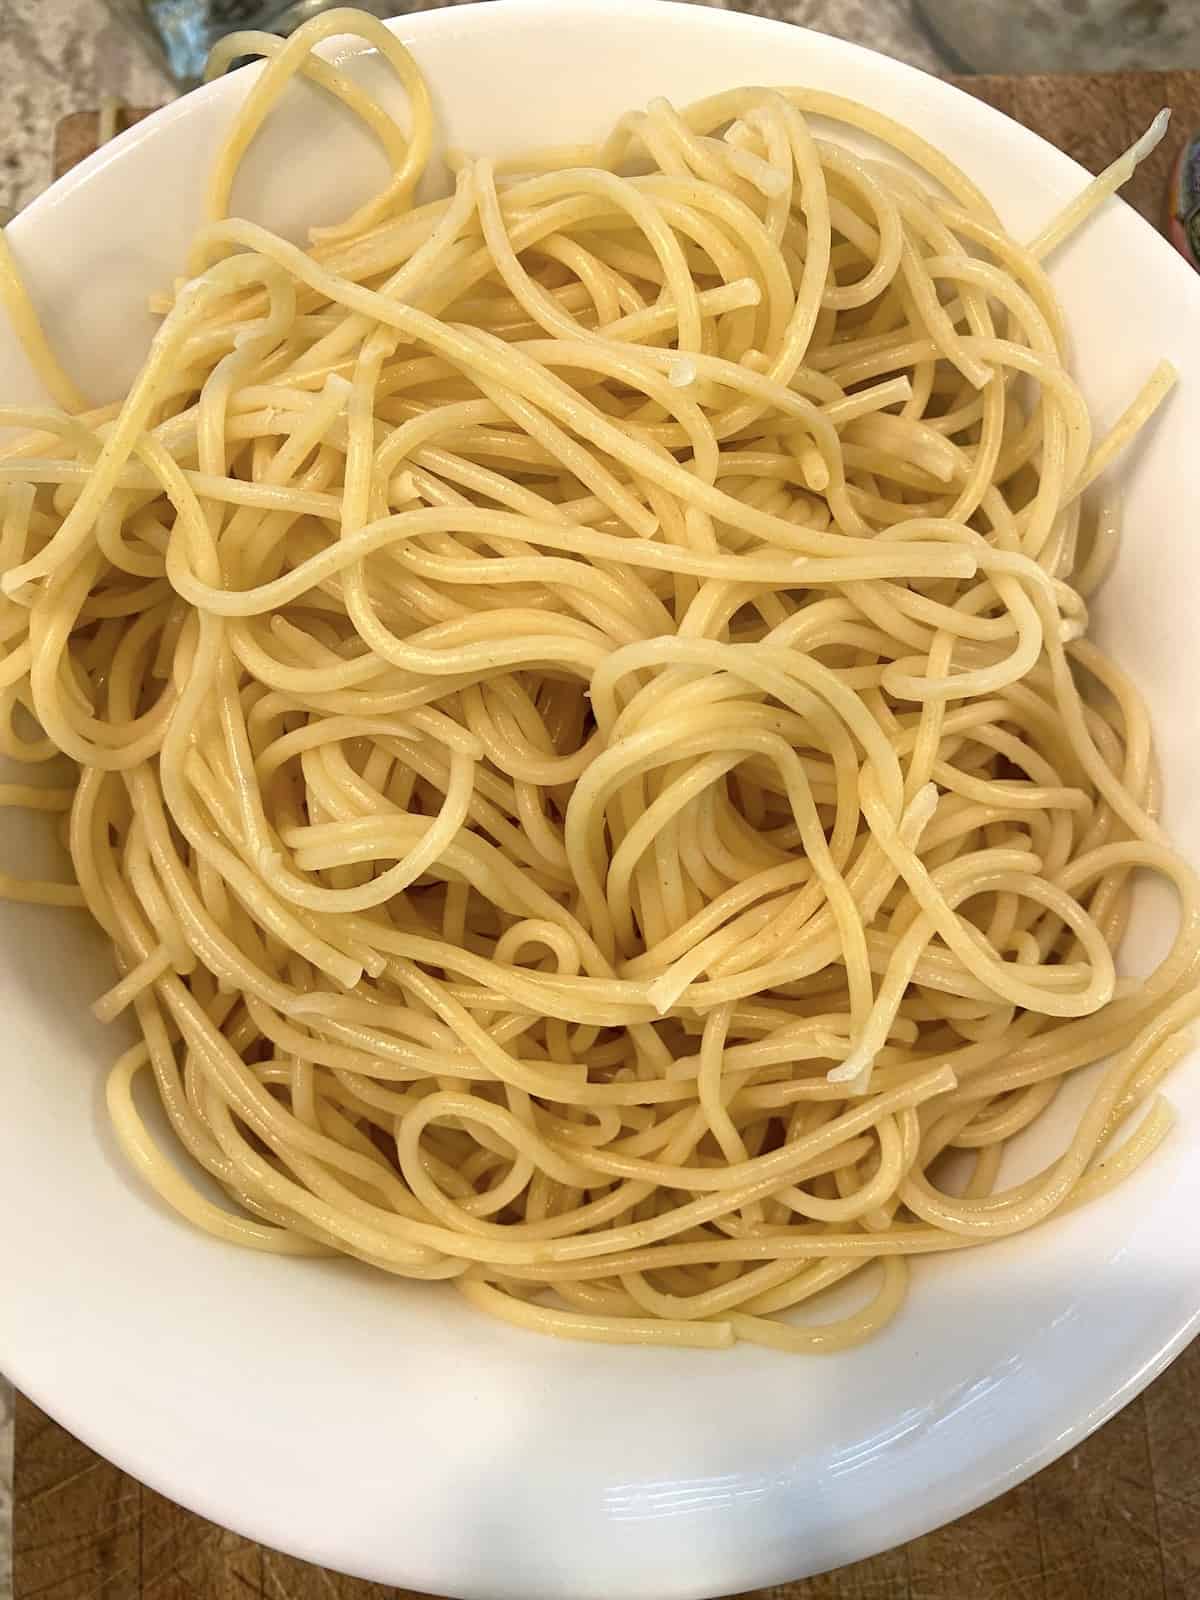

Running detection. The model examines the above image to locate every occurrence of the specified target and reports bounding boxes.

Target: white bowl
[2,3,1199,1596]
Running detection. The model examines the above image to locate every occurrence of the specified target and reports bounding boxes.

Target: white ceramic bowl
[2,4,1199,1596]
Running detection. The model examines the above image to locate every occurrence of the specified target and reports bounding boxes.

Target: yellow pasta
[0,7,1194,1351]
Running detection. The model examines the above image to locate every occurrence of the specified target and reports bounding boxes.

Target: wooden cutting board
[15,65,1200,1600]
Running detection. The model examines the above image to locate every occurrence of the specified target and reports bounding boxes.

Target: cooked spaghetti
[0,7,1195,1351]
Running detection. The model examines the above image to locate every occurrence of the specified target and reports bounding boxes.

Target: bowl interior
[2,5,1199,1597]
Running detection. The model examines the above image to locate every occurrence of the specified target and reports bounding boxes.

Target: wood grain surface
[17,63,1200,1600]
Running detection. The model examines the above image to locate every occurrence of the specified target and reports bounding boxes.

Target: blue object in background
[1169,129,1200,270]
[112,0,403,82]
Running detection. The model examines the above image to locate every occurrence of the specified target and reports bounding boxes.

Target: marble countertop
[0,3,941,1596]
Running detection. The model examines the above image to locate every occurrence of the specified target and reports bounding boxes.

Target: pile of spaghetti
[0,8,1196,1350]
